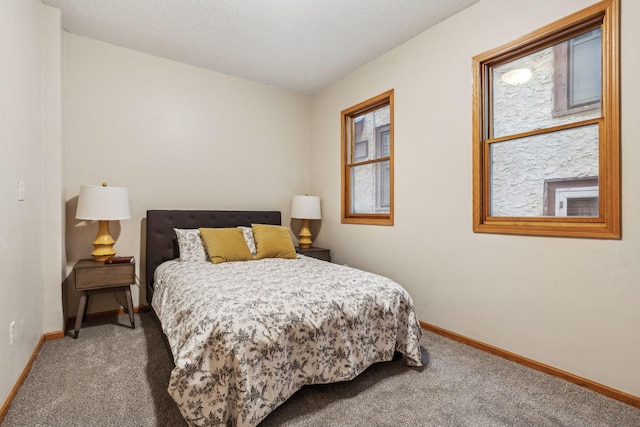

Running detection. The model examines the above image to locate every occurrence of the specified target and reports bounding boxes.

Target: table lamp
[291,195,321,249]
[76,183,130,262]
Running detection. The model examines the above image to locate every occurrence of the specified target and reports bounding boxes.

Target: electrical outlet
[9,321,15,345]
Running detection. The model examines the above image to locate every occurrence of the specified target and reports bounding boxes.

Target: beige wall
[311,0,640,397]
[42,4,65,335]
[0,1,63,405]
[63,34,312,313]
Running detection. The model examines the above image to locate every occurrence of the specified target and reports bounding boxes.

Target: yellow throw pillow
[199,227,254,264]
[251,224,297,260]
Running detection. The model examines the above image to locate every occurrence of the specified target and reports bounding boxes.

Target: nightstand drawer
[74,261,135,290]
[295,246,331,262]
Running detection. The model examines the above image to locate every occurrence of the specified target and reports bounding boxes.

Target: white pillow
[238,226,257,256]
[173,228,207,262]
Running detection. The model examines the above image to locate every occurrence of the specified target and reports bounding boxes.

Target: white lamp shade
[76,185,130,220]
[291,195,321,220]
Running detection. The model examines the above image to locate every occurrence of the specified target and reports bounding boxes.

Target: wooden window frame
[472,0,620,239]
[341,90,394,225]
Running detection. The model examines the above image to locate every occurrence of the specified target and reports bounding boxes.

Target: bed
[146,210,423,427]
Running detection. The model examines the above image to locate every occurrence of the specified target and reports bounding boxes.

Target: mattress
[152,255,423,426]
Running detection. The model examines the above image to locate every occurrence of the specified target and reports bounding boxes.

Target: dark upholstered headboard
[145,210,281,303]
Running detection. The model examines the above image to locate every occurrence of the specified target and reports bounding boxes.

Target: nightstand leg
[124,286,135,329]
[74,292,88,339]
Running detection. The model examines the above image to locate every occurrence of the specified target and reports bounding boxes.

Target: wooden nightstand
[73,258,136,339]
[296,246,331,262]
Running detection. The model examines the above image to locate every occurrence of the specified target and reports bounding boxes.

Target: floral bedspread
[152,255,423,427]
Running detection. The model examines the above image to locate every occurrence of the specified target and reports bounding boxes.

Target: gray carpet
[3,312,639,426]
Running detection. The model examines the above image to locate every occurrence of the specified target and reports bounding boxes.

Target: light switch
[18,181,25,201]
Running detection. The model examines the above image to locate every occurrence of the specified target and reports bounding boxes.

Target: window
[553,28,602,116]
[544,177,599,216]
[472,0,619,238]
[376,125,391,209]
[341,90,394,225]
[555,186,599,216]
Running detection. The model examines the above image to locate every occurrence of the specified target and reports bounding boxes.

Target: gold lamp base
[298,218,313,249]
[91,220,117,262]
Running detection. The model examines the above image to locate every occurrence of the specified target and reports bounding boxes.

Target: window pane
[354,140,368,161]
[350,162,390,214]
[567,196,598,216]
[492,29,601,138]
[569,29,601,107]
[555,186,599,216]
[378,129,390,157]
[377,160,390,208]
[490,124,599,217]
[352,106,390,162]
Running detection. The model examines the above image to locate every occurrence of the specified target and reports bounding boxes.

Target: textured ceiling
[43,0,480,95]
